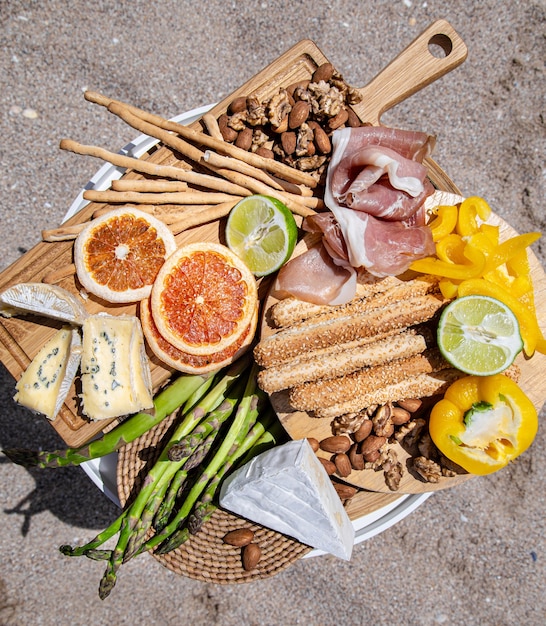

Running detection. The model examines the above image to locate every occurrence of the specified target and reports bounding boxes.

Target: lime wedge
[225,195,298,277]
[437,295,524,376]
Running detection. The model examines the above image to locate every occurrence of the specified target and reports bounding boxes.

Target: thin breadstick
[42,223,86,242]
[42,264,76,284]
[111,179,188,192]
[170,201,238,235]
[204,161,315,217]
[85,90,317,187]
[203,150,313,197]
[60,139,250,196]
[202,113,224,140]
[82,189,243,205]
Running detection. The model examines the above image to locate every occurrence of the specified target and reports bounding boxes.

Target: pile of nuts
[310,397,466,491]
[215,62,365,180]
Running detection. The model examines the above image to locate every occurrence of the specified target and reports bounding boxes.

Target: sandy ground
[1,1,545,624]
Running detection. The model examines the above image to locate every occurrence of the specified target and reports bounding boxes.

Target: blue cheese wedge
[14,326,82,420]
[219,438,354,560]
[80,314,154,420]
[0,282,88,325]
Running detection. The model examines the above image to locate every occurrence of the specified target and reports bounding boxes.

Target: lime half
[225,195,298,277]
[437,295,524,376]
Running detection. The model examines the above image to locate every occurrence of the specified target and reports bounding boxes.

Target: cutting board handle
[352,19,468,125]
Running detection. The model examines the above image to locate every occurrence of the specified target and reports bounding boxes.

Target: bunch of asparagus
[3,356,284,599]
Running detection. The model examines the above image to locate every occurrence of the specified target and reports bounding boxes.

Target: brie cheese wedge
[14,326,82,420]
[219,438,354,560]
[80,313,154,420]
[0,282,88,325]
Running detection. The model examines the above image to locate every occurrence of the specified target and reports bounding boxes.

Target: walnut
[307,80,345,117]
[227,110,248,131]
[293,155,327,171]
[372,403,395,438]
[295,122,314,157]
[384,453,404,491]
[246,96,268,126]
[417,432,439,460]
[250,128,270,150]
[267,89,292,128]
[331,410,372,436]
[412,456,442,483]
[439,454,466,477]
[394,417,426,448]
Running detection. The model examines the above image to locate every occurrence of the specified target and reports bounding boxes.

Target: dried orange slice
[140,297,257,374]
[150,242,258,356]
[74,207,176,303]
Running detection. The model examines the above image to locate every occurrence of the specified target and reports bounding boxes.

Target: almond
[254,146,274,159]
[346,107,362,128]
[318,456,337,475]
[281,131,297,155]
[228,96,248,115]
[319,435,352,454]
[397,398,423,413]
[271,115,289,134]
[242,542,261,571]
[286,80,310,98]
[391,407,411,425]
[360,435,387,456]
[328,107,349,130]
[288,101,310,129]
[218,114,238,142]
[332,481,358,500]
[348,443,365,471]
[312,62,335,83]
[235,127,253,151]
[353,419,373,443]
[307,437,320,452]
[223,528,254,547]
[334,453,352,478]
[309,122,331,154]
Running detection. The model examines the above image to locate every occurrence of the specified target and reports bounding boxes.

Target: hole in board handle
[428,33,453,59]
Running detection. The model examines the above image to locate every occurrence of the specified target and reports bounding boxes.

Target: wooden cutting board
[0,20,470,447]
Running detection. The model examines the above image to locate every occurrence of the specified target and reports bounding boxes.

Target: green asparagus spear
[2,372,213,468]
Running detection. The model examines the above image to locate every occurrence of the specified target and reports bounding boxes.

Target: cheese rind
[219,438,355,560]
[0,282,88,325]
[14,327,82,420]
[80,314,154,420]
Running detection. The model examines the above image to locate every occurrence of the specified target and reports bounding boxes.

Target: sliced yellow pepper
[483,232,541,274]
[456,196,492,237]
[429,374,538,475]
[430,204,459,242]
[436,233,467,264]
[410,243,486,280]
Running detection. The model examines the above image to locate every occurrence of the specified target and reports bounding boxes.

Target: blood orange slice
[74,207,176,303]
[140,297,257,374]
[150,242,258,356]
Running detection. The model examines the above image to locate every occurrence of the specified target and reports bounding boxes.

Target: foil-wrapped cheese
[219,438,354,560]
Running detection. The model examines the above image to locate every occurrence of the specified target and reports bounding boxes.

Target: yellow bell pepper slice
[430,204,459,241]
[456,196,492,237]
[429,374,538,475]
[436,234,467,264]
[410,243,486,280]
[483,232,541,274]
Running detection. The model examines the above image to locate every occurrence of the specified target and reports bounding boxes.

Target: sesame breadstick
[254,293,446,368]
[288,348,449,412]
[257,326,433,394]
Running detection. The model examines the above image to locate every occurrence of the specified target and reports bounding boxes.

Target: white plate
[70,103,432,553]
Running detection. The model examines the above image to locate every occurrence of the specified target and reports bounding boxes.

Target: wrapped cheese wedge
[219,438,355,560]
[14,326,82,420]
[0,282,88,325]
[80,313,154,420]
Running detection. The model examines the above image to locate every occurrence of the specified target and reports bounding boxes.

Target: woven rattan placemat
[117,410,311,584]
